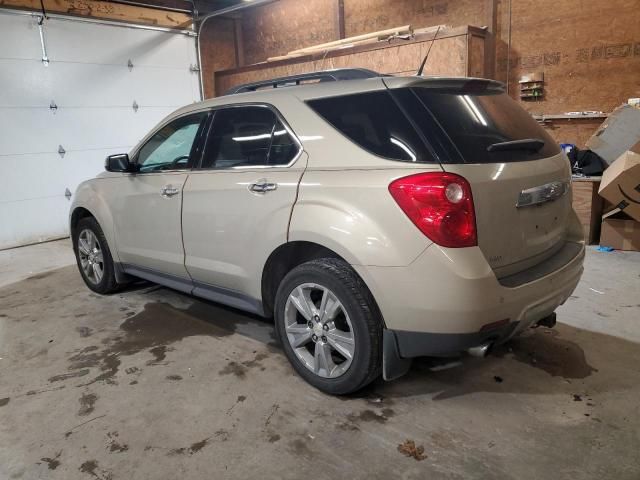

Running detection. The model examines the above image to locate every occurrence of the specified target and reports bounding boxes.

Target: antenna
[416,25,441,77]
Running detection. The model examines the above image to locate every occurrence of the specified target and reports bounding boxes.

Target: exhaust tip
[467,342,492,358]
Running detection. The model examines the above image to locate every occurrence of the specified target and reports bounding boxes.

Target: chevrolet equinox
[70,69,585,394]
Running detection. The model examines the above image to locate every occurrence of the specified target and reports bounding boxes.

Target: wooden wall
[202,0,640,147]
[200,18,238,99]
[214,27,485,95]
[495,0,640,115]
[241,0,338,66]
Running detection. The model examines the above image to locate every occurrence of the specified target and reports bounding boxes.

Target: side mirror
[105,153,134,172]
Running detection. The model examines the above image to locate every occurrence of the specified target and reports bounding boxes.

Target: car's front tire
[73,217,119,294]
[274,258,382,395]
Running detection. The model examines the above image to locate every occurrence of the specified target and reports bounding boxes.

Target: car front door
[181,105,306,312]
[112,111,208,282]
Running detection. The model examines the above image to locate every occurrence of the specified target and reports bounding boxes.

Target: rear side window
[307,91,435,163]
[201,106,299,169]
[409,87,560,163]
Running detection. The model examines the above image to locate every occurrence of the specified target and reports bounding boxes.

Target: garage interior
[1,0,639,478]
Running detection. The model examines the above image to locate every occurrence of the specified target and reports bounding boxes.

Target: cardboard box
[586,104,640,166]
[600,209,640,251]
[598,142,640,222]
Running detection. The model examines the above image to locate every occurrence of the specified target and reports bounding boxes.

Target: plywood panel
[215,30,476,96]
[200,18,237,98]
[344,0,483,37]
[241,0,338,65]
[496,0,640,114]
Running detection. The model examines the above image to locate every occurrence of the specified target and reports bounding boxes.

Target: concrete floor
[1,241,639,479]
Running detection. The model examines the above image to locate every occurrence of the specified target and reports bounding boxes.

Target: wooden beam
[233,16,244,67]
[336,0,345,39]
[483,0,497,79]
[484,0,497,33]
[0,0,193,29]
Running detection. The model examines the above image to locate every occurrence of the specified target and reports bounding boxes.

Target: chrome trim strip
[516,181,570,208]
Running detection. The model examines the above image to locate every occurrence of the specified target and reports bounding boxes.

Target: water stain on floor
[495,329,598,379]
[78,392,98,416]
[168,437,211,456]
[347,408,395,425]
[60,300,274,386]
[40,451,62,470]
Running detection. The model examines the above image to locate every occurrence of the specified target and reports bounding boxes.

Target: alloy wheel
[284,283,355,378]
[77,229,104,285]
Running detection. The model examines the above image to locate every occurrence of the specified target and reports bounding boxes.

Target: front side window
[137,112,207,172]
[200,106,299,169]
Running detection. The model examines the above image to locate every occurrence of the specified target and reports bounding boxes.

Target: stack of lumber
[266,25,415,62]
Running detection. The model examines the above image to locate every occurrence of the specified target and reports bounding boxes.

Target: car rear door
[181,105,306,312]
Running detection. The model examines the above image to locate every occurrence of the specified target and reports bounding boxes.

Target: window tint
[201,106,299,169]
[268,119,299,166]
[307,91,434,163]
[409,88,560,163]
[137,112,206,172]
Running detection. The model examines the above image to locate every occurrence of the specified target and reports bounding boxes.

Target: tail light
[389,172,477,248]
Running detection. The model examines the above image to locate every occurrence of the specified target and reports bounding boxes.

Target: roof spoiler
[383,76,506,93]
[224,68,385,95]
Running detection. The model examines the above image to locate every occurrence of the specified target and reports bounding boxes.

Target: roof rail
[224,68,384,95]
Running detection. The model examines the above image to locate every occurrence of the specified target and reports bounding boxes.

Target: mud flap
[382,329,412,381]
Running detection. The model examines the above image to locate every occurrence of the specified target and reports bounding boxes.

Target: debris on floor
[397,439,427,461]
[494,375,504,383]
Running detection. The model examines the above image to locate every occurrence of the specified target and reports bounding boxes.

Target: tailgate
[443,155,572,276]
[387,79,573,277]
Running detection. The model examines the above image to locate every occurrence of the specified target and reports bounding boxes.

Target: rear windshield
[407,87,560,163]
[307,91,435,163]
[307,86,560,165]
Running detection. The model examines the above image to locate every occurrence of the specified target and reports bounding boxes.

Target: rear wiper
[487,139,545,153]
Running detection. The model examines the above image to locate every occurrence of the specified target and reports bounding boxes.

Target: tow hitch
[533,312,557,329]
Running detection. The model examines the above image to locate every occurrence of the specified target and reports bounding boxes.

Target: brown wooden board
[572,179,604,244]
[0,0,192,28]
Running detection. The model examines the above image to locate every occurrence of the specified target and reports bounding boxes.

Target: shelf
[533,113,609,121]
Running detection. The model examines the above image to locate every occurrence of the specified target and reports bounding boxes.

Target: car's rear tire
[73,217,119,294]
[274,258,382,395]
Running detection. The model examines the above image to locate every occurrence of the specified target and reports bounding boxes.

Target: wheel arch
[261,241,347,318]
[260,240,385,328]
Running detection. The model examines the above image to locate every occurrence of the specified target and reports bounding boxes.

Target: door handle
[249,181,278,193]
[160,185,180,198]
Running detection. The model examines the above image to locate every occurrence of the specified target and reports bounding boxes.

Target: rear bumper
[389,320,519,358]
[354,238,585,357]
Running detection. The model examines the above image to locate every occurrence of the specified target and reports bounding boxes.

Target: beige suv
[70,69,585,394]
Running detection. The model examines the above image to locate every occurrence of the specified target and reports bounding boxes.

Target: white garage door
[0,11,201,249]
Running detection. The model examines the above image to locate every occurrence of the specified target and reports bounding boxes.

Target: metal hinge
[189,64,200,73]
